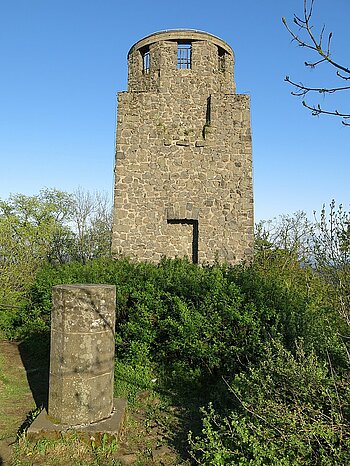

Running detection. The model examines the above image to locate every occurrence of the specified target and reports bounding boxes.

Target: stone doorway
[167,219,199,264]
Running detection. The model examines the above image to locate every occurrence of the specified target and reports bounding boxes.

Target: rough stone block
[27,398,127,444]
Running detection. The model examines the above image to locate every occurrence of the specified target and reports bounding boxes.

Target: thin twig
[222,376,286,438]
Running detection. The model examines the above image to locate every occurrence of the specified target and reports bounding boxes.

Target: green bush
[189,340,350,465]
[4,255,350,464]
[227,261,348,370]
[9,256,347,379]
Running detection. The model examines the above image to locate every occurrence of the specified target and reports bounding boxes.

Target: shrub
[3,255,350,464]
[9,257,348,380]
[189,340,350,465]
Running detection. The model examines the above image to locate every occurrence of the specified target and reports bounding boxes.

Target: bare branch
[306,0,314,22]
[337,71,350,81]
[285,76,350,95]
[283,0,350,124]
[319,24,325,50]
[282,16,319,54]
[305,58,327,68]
[327,32,332,56]
[302,101,350,125]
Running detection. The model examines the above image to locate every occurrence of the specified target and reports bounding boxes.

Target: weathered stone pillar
[48,284,116,426]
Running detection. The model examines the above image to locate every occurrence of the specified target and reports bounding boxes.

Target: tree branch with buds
[283,0,350,125]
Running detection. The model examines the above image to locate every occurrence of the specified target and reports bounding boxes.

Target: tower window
[218,47,226,72]
[141,48,150,73]
[177,43,191,69]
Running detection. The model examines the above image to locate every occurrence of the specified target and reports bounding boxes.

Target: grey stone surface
[48,285,116,426]
[112,29,254,264]
[27,398,126,444]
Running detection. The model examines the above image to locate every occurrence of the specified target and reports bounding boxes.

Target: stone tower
[112,29,253,264]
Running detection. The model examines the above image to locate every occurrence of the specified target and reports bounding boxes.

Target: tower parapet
[127,29,235,94]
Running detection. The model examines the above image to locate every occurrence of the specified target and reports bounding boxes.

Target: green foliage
[11,253,347,376]
[189,340,350,465]
[3,254,350,464]
[312,200,350,326]
[0,189,112,336]
[0,189,71,300]
[2,195,350,464]
[19,256,335,380]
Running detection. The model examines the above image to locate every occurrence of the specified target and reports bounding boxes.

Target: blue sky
[1,0,349,221]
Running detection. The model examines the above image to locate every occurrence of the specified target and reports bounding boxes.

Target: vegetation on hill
[1,189,350,464]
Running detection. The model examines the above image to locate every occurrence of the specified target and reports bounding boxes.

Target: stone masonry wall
[112,30,254,264]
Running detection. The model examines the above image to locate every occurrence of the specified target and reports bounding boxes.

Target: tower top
[126,29,235,93]
[128,29,233,58]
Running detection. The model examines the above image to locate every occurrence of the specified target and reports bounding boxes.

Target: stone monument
[27,284,126,442]
[112,29,254,264]
[48,284,116,425]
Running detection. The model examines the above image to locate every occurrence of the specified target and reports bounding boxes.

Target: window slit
[206,95,211,125]
[141,47,150,73]
[218,47,226,72]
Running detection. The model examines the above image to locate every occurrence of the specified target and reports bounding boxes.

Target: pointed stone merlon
[48,284,116,426]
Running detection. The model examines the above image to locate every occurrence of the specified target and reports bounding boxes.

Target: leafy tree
[311,200,350,326]
[0,188,112,315]
[283,0,350,125]
[255,204,350,328]
[0,189,72,306]
[69,188,112,263]
[255,211,312,265]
